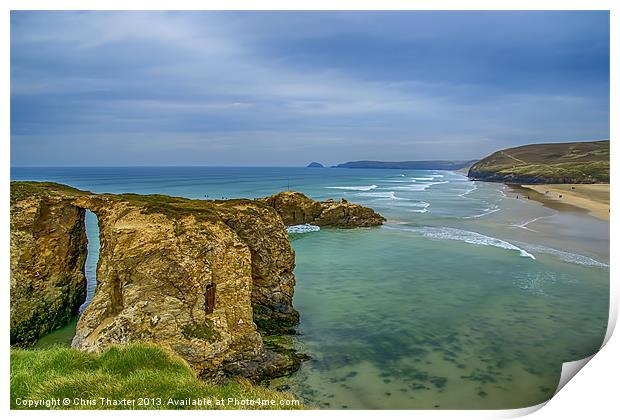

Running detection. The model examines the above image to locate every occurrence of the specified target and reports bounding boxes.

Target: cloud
[10,11,610,166]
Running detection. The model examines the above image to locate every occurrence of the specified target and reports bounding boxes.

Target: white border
[2,2,617,420]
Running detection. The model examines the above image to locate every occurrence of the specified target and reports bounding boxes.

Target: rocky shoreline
[10,182,384,382]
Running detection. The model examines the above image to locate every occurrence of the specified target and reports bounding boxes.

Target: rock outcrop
[10,182,384,381]
[259,191,386,228]
[10,184,88,346]
[214,201,298,334]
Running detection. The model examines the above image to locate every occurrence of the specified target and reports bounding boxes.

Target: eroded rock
[259,191,386,228]
[10,182,384,380]
[10,185,88,346]
[216,201,299,334]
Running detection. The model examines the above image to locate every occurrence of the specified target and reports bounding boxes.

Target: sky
[10,11,610,166]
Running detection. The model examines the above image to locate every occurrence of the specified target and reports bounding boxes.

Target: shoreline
[512,184,609,221]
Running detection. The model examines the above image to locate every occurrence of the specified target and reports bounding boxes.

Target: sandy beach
[520,184,609,221]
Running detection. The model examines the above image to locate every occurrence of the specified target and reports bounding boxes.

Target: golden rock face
[259,191,386,228]
[10,194,87,346]
[10,182,383,380]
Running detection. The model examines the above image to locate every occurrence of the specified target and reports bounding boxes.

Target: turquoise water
[79,210,100,314]
[12,167,609,409]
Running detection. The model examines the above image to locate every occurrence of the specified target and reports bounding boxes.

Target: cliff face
[215,201,298,334]
[10,182,384,380]
[259,191,386,228]
[468,140,610,184]
[10,188,87,346]
[70,195,279,380]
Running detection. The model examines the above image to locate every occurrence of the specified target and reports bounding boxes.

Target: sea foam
[410,201,431,213]
[356,191,408,200]
[392,185,431,191]
[463,207,501,219]
[287,224,321,234]
[520,244,609,268]
[386,225,536,259]
[326,185,378,191]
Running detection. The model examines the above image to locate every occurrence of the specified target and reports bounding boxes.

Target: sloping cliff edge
[468,140,609,184]
[10,182,383,381]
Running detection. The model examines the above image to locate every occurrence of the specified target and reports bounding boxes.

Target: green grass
[11,343,303,410]
[493,161,610,180]
[11,181,275,224]
[10,181,89,204]
[469,140,610,183]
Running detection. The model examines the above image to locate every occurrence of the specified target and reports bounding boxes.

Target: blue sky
[11,11,609,166]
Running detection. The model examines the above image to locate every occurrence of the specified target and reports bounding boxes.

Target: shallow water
[12,167,609,409]
[33,318,78,349]
[273,227,607,409]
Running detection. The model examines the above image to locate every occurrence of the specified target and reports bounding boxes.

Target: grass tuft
[11,343,303,410]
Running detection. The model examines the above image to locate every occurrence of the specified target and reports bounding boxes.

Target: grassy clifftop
[11,343,302,410]
[468,140,609,184]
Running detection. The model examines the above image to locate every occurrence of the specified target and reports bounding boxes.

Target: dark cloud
[11,11,610,166]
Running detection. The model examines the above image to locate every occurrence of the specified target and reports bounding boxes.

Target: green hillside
[468,140,609,184]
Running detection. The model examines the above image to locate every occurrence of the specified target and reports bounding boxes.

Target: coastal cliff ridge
[10,181,384,381]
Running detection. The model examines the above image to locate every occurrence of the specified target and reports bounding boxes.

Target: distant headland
[328,160,477,170]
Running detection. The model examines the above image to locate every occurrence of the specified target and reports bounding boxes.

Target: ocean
[11,166,609,409]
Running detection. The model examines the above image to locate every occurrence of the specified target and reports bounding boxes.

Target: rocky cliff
[259,191,386,228]
[10,184,88,346]
[10,182,384,381]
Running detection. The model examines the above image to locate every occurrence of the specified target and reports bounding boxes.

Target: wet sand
[519,184,609,221]
[494,184,609,263]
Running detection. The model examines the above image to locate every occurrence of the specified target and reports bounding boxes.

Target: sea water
[12,166,609,409]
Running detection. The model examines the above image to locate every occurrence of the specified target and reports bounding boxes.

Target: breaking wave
[463,207,501,219]
[410,201,431,213]
[393,185,431,191]
[520,244,609,268]
[356,191,409,200]
[326,185,378,191]
[287,224,321,234]
[385,225,536,259]
[392,181,449,192]
[458,184,478,197]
